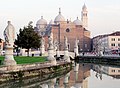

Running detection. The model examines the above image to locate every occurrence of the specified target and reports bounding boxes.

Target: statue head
[8,21,11,25]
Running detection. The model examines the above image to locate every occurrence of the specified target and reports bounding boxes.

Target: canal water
[0,63,120,88]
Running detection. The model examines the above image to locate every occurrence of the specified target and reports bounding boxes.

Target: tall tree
[15,22,41,56]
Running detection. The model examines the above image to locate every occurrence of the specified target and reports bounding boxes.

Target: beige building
[35,4,91,52]
[92,31,120,54]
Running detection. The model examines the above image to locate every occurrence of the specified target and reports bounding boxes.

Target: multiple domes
[36,4,87,29]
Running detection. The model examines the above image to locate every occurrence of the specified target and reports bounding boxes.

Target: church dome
[36,16,47,25]
[54,8,65,23]
[73,17,82,25]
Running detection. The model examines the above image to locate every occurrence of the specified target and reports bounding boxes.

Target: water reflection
[92,64,120,79]
[0,63,120,88]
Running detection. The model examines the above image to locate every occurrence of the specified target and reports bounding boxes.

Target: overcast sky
[0,0,120,39]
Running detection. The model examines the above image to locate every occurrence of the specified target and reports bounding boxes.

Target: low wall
[76,56,120,66]
[0,61,72,82]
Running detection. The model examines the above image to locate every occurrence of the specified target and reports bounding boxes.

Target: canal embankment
[76,55,120,66]
[0,61,72,82]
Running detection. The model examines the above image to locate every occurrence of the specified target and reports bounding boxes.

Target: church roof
[36,16,47,25]
[54,8,65,23]
[73,17,82,25]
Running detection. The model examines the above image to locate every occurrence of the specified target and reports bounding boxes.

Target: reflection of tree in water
[93,65,103,80]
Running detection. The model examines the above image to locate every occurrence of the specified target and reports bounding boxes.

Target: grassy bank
[0,56,47,65]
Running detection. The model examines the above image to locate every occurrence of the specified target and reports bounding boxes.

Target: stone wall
[0,61,72,82]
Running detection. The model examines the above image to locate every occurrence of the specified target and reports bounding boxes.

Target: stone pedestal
[64,50,70,62]
[3,45,16,66]
[40,44,45,55]
[47,48,56,65]
[56,49,60,58]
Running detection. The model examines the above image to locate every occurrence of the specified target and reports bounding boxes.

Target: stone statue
[53,39,58,50]
[48,32,53,46]
[3,21,16,66]
[64,36,68,49]
[4,21,15,46]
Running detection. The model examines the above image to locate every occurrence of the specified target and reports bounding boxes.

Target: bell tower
[81,4,88,29]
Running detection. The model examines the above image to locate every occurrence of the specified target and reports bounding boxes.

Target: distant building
[35,4,91,52]
[92,31,120,54]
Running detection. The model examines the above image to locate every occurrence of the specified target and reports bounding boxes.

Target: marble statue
[4,21,15,46]
[47,31,56,65]
[64,36,70,62]
[40,37,45,55]
[3,21,16,66]
[64,36,68,50]
[48,32,53,47]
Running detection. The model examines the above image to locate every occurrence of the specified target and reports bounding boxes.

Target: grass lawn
[0,56,47,65]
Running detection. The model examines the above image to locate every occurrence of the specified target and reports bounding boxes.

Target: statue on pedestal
[64,36,70,62]
[40,37,45,55]
[47,32,56,65]
[3,21,16,66]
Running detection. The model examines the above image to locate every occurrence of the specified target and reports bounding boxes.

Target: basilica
[34,4,91,52]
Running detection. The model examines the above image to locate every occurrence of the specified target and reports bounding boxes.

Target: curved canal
[0,63,120,88]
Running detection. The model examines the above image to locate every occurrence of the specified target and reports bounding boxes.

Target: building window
[66,28,70,32]
[111,70,115,72]
[111,38,115,41]
[118,38,120,41]
[118,43,120,47]
[111,43,115,46]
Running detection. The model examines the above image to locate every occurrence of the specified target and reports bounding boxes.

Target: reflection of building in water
[59,63,91,88]
[0,64,91,88]
[93,65,120,79]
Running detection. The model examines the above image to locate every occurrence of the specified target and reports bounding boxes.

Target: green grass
[0,56,47,65]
